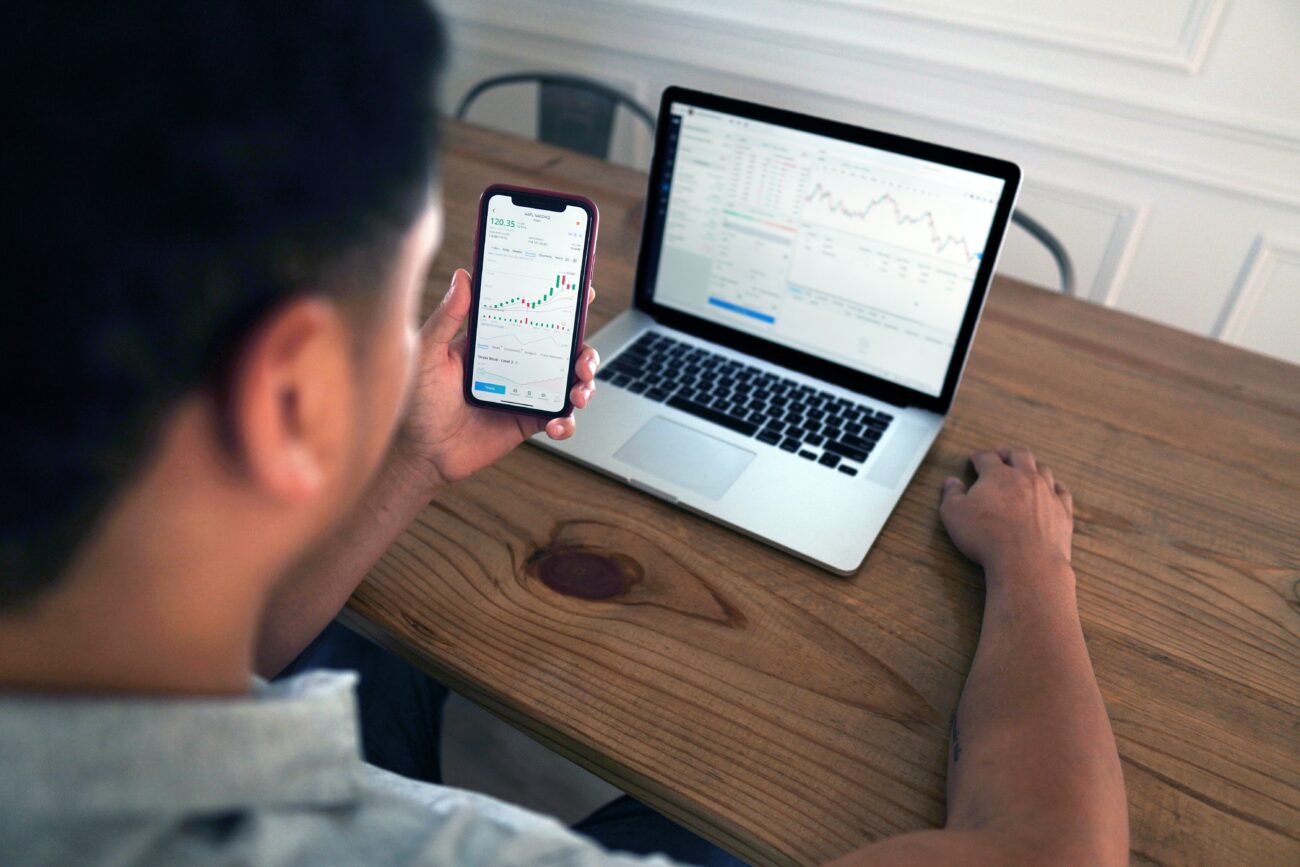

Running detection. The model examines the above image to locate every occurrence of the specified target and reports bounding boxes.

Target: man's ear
[225,297,357,503]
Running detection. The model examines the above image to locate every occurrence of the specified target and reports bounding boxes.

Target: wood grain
[344,122,1300,866]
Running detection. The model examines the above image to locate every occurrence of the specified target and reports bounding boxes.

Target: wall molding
[1216,234,1300,342]
[844,0,1227,73]
[1000,179,1148,302]
[445,0,1299,150]
[447,8,1300,209]
[1022,182,1149,306]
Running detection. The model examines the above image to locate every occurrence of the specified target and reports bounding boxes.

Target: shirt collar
[0,670,366,815]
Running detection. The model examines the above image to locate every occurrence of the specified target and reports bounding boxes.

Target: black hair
[1,1,447,608]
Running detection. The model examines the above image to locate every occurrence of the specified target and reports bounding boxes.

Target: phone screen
[470,193,590,413]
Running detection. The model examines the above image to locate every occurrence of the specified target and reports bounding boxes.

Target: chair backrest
[455,72,656,161]
[1010,210,1076,296]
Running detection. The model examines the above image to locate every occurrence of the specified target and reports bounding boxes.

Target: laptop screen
[643,96,1012,400]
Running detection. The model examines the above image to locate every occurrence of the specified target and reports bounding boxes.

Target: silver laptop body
[534,88,1021,574]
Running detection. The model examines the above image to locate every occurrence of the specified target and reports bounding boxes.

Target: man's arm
[830,447,1128,867]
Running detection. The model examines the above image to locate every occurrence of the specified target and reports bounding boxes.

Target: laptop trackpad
[613,416,755,501]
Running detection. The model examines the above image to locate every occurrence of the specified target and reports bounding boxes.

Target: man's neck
[0,400,295,697]
[0,559,264,696]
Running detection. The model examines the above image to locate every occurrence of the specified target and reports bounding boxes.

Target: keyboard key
[844,431,881,449]
[779,437,800,452]
[666,396,759,436]
[757,429,781,445]
[612,374,633,388]
[806,432,825,446]
[629,382,649,394]
[645,387,670,401]
[838,465,859,477]
[878,412,894,422]
[823,440,869,463]
[798,450,817,460]
[818,452,841,468]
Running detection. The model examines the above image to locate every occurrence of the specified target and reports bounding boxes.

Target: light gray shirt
[0,670,678,866]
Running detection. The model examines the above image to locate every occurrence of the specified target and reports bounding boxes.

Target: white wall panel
[857,0,1227,70]
[1219,236,1300,362]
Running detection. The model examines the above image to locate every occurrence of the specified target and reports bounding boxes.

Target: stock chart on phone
[471,194,589,413]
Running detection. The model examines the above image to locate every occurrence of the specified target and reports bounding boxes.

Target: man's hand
[939,447,1073,580]
[393,267,599,492]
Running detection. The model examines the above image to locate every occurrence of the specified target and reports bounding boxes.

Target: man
[0,2,1128,865]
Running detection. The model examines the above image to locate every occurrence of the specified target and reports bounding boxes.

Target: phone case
[462,183,599,418]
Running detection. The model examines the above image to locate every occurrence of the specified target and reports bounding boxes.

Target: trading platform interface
[651,102,1006,397]
[471,194,588,412]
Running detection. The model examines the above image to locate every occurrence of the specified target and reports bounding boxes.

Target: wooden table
[344,121,1300,866]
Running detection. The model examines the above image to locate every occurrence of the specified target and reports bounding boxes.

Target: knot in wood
[527,545,643,600]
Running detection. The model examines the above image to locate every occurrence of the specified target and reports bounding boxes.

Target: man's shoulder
[1,781,668,867]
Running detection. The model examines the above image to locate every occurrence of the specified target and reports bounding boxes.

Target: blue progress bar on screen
[474,381,507,394]
[707,296,775,324]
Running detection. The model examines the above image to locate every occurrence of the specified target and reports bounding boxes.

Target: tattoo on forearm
[950,714,962,764]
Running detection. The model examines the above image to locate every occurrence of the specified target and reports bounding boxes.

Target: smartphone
[463,184,598,418]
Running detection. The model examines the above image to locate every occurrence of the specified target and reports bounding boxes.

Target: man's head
[2,1,447,611]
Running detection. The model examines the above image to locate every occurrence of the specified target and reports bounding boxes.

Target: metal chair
[455,72,656,161]
[1010,210,1076,296]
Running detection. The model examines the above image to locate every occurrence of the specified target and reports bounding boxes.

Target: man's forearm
[254,453,438,678]
[829,556,1128,867]
[945,555,1128,862]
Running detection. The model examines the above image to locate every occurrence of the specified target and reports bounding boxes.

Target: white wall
[438,0,1300,365]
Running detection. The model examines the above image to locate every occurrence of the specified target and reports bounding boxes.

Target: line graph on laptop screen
[652,102,1006,396]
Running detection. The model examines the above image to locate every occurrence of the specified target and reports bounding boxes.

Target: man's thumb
[422,268,472,350]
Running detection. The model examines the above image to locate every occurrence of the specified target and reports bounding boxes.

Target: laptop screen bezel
[632,86,1021,414]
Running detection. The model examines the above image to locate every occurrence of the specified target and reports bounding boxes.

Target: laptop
[535,87,1021,574]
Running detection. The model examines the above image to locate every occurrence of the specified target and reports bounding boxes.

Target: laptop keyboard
[595,331,893,477]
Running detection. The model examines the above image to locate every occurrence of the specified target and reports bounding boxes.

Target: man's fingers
[940,476,967,504]
[1056,482,1073,518]
[1041,464,1056,491]
[588,286,596,304]
[545,415,576,440]
[570,380,594,409]
[1005,447,1038,472]
[574,345,599,383]
[422,268,472,350]
[970,450,1005,476]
